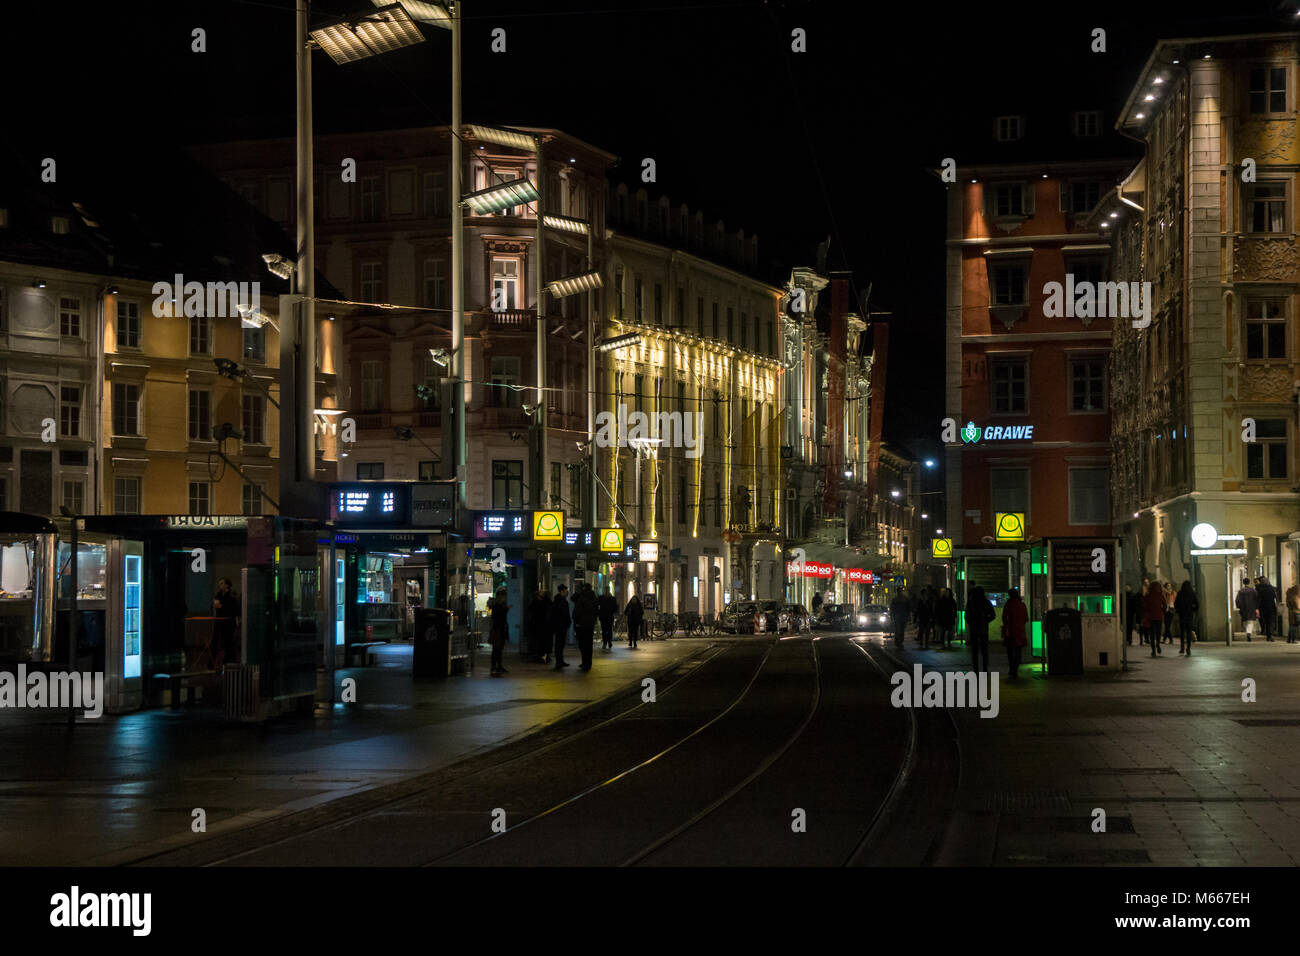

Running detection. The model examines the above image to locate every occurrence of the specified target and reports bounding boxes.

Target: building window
[994,115,1024,141]
[423,257,447,309]
[990,358,1028,413]
[419,460,439,480]
[654,283,663,324]
[1246,419,1288,479]
[1070,358,1106,411]
[243,325,265,362]
[697,297,704,336]
[59,385,81,438]
[189,315,211,355]
[634,276,644,323]
[726,307,734,342]
[112,382,141,435]
[1068,467,1108,524]
[360,176,382,221]
[116,301,140,349]
[677,473,687,525]
[242,482,263,516]
[487,356,521,408]
[360,262,384,302]
[991,467,1029,519]
[113,476,141,514]
[51,216,69,234]
[242,394,266,445]
[423,169,448,217]
[187,389,211,441]
[1245,297,1286,360]
[491,258,518,311]
[357,462,385,480]
[550,461,561,509]
[712,302,719,339]
[714,479,723,528]
[59,297,81,337]
[356,360,383,412]
[1073,110,1101,137]
[492,459,524,509]
[1068,259,1104,287]
[188,481,211,515]
[993,184,1026,217]
[1068,181,1101,213]
[1246,182,1287,234]
[1249,65,1287,114]
[740,312,748,350]
[991,264,1027,306]
[61,480,84,515]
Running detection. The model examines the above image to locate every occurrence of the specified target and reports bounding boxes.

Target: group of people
[1233,576,1300,643]
[485,584,650,677]
[891,586,959,651]
[886,584,1028,680]
[1123,579,1201,657]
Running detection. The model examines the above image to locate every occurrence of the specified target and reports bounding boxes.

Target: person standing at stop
[550,583,571,668]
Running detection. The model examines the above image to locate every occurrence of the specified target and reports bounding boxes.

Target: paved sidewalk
[880,631,1300,866]
[0,637,712,866]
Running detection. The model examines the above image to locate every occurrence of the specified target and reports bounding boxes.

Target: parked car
[817,603,858,631]
[784,603,812,633]
[759,600,790,633]
[858,604,892,634]
[721,601,767,634]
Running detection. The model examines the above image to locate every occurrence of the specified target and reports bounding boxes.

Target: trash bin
[413,608,452,677]
[1044,607,1084,676]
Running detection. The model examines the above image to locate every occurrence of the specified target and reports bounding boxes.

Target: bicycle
[650,612,678,640]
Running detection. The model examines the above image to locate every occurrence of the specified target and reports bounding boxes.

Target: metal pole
[535,136,547,508]
[450,3,466,505]
[292,0,316,514]
[587,227,597,524]
[67,517,77,726]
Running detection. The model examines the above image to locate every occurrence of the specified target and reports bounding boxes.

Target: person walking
[1235,579,1259,642]
[549,583,572,668]
[526,589,551,662]
[1137,578,1152,648]
[489,587,510,676]
[625,592,644,649]
[1257,576,1278,642]
[1174,581,1198,656]
[965,585,995,672]
[1162,581,1176,644]
[597,587,618,650]
[1286,584,1300,644]
[1001,586,1029,681]
[916,587,935,649]
[889,589,911,649]
[572,582,598,671]
[935,587,957,649]
[1143,580,1165,656]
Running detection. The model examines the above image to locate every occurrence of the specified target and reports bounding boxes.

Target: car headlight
[857,615,868,624]
[879,616,888,623]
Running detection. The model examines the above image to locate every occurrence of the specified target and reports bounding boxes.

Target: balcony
[488,309,536,330]
[481,406,528,428]
[416,411,441,429]
[353,412,390,430]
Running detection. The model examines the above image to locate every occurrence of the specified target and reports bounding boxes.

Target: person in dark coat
[572,582,598,670]
[1174,581,1198,656]
[489,587,510,676]
[549,583,572,668]
[965,585,995,672]
[889,590,911,648]
[1287,585,1300,644]
[526,589,551,662]
[597,588,618,650]
[935,588,958,649]
[625,593,644,649]
[212,578,240,670]
[1001,586,1029,681]
[915,587,935,648]
[1143,580,1166,656]
[1257,576,1278,642]
[1235,580,1259,641]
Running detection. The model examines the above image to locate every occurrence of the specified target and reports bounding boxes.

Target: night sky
[6,0,1291,460]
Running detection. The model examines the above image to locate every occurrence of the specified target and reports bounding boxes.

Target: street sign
[994,512,1025,541]
[599,528,624,552]
[533,510,564,542]
[932,537,953,558]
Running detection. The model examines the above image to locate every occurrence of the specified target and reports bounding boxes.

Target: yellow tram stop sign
[599,528,625,552]
[532,510,564,541]
[994,512,1025,542]
[931,537,953,558]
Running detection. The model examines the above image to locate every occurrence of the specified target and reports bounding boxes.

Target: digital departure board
[330,483,411,526]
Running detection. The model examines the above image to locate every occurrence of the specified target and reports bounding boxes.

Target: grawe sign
[961,421,1035,443]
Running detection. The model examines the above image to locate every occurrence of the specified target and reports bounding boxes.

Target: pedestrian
[597,586,618,650]
[1257,576,1278,642]
[1286,585,1300,644]
[489,587,510,676]
[572,582,598,670]
[1123,583,1137,645]
[1174,581,1198,656]
[212,577,240,670]
[1001,586,1029,681]
[625,592,644,649]
[889,589,911,649]
[526,589,551,662]
[549,583,572,668]
[1235,578,1259,641]
[935,587,958,649]
[916,587,935,648]
[1143,580,1165,656]
[965,585,995,672]
[1162,581,1176,644]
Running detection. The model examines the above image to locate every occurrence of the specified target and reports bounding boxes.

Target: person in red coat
[1142,580,1165,657]
[1001,587,1029,681]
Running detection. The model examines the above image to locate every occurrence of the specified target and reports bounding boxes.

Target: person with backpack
[965,586,995,672]
[1174,581,1199,656]
[1257,576,1278,642]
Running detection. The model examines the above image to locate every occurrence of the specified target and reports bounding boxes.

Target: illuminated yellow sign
[931,538,953,558]
[994,512,1025,542]
[532,511,564,541]
[599,528,624,552]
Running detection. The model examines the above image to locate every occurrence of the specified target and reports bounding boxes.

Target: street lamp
[462,178,540,215]
[597,332,643,352]
[309,4,426,63]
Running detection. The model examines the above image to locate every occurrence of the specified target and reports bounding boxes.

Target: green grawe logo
[961,421,981,444]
